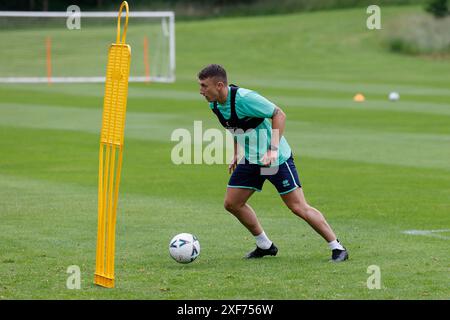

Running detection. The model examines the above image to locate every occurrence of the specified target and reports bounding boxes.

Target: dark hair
[198,64,227,84]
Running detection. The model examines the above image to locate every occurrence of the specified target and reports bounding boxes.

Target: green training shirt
[209,86,292,166]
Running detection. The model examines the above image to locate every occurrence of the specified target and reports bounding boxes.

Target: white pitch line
[402,229,450,240]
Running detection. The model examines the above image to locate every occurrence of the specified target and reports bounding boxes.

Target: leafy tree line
[1,0,446,19]
[2,0,252,11]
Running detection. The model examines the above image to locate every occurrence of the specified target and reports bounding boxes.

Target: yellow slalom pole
[105,145,116,279]
[96,144,105,273]
[94,1,131,288]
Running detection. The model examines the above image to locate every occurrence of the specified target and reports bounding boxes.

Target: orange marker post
[46,36,52,84]
[143,36,150,83]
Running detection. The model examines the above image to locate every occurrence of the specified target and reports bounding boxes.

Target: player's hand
[228,156,238,174]
[261,150,278,167]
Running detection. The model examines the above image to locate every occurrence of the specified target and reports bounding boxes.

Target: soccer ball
[169,233,200,264]
[389,92,400,101]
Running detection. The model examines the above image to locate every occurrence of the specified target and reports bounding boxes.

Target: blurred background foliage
[0,1,439,19]
[1,0,448,56]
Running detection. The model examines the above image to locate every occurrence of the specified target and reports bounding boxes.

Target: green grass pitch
[0,6,449,299]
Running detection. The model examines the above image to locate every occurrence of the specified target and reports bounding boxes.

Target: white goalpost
[0,10,176,83]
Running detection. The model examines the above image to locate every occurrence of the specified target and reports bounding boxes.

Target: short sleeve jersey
[209,86,292,166]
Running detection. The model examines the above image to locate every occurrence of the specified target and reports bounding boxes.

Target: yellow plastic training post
[94,1,131,288]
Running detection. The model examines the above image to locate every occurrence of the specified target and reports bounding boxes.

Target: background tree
[426,0,449,18]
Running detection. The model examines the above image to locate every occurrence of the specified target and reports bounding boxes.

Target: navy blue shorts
[227,155,302,195]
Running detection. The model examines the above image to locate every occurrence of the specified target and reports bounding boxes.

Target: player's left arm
[270,106,286,152]
[261,106,286,166]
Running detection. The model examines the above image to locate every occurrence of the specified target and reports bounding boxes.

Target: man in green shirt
[198,64,348,262]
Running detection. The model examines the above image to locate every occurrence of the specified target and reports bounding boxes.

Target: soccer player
[197,64,348,262]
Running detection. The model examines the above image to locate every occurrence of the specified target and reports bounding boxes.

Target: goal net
[0,10,175,83]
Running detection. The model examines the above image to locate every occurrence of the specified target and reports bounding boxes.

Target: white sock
[328,239,345,251]
[255,231,272,249]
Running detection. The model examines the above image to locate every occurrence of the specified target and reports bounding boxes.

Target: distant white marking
[402,229,450,240]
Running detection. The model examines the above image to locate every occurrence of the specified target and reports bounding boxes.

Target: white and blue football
[169,233,200,264]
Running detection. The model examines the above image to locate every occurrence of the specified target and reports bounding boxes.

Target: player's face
[198,77,222,102]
